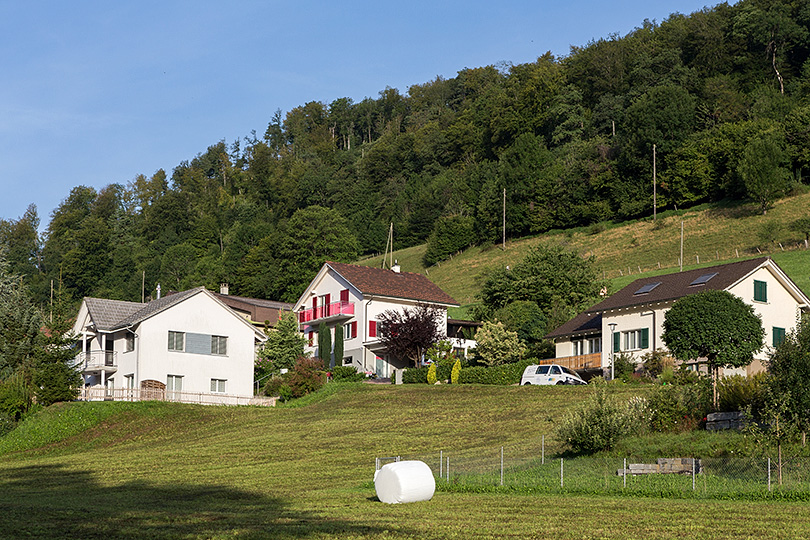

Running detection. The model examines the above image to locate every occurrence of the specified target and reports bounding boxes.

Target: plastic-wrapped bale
[374,460,435,504]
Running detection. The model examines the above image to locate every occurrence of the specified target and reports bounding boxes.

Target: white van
[521,364,587,386]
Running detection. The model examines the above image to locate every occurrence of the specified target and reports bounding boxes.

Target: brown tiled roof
[327,262,459,306]
[586,257,769,314]
[545,312,602,339]
[546,257,774,340]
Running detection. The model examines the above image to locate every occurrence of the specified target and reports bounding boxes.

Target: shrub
[263,373,292,397]
[613,352,636,381]
[451,359,461,384]
[427,363,438,385]
[472,321,526,367]
[641,348,673,378]
[402,366,429,384]
[288,357,326,398]
[458,359,534,385]
[555,388,649,454]
[331,365,365,382]
[719,373,767,415]
[647,380,711,432]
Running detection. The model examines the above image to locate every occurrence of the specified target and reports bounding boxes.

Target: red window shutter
[340,289,349,302]
[351,321,357,339]
[308,331,314,346]
[369,320,377,338]
[324,294,331,316]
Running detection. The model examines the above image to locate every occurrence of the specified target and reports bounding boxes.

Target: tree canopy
[378,304,445,369]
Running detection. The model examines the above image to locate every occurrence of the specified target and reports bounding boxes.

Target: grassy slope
[3,384,810,539]
[359,193,810,311]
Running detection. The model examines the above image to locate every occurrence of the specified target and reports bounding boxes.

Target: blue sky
[1,0,721,227]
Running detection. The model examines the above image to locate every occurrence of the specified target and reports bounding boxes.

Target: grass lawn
[358,193,810,310]
[3,383,810,539]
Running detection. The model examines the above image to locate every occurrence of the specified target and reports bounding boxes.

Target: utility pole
[502,188,506,250]
[680,221,684,272]
[653,144,657,221]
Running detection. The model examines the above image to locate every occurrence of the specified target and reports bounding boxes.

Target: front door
[375,356,385,378]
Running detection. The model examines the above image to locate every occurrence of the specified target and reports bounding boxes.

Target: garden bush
[458,359,534,385]
[451,359,461,384]
[402,366,429,384]
[648,380,711,432]
[427,363,438,384]
[330,365,365,382]
[287,357,326,398]
[719,373,767,415]
[556,388,649,454]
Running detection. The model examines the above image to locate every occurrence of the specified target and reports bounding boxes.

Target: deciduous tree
[661,290,764,408]
[378,304,444,368]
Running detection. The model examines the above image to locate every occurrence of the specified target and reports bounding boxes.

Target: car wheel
[555,381,565,385]
[523,382,531,385]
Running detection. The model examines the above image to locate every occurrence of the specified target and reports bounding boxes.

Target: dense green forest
[3,0,810,306]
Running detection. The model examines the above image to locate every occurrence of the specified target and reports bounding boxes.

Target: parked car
[521,364,587,386]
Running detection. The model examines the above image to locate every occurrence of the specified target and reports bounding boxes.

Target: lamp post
[608,323,617,380]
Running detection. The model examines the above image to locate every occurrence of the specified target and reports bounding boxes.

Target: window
[343,356,353,366]
[168,331,184,351]
[308,331,314,346]
[613,332,620,353]
[754,280,768,302]
[573,340,585,356]
[125,333,134,352]
[550,365,562,375]
[773,327,786,347]
[690,272,718,286]
[210,379,226,393]
[211,335,228,355]
[125,374,134,389]
[344,321,357,340]
[634,282,662,295]
[167,375,183,399]
[588,337,602,354]
[622,329,649,351]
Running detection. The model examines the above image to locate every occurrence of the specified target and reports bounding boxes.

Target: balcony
[298,300,355,325]
[73,350,118,373]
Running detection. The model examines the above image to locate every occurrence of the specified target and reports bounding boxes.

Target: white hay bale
[374,460,435,504]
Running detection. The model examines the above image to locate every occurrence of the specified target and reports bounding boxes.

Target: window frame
[773,327,786,347]
[210,378,227,393]
[754,280,768,303]
[168,331,185,352]
[211,335,228,356]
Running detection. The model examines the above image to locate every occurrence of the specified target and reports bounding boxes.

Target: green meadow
[3,383,810,539]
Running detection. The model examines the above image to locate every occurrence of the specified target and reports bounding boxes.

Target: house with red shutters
[293,261,459,378]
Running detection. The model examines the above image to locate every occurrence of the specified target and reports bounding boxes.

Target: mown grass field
[4,383,810,539]
[359,193,810,312]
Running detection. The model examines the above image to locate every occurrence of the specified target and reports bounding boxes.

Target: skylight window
[634,282,661,295]
[690,272,718,286]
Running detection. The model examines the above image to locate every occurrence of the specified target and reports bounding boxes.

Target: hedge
[402,366,429,384]
[457,359,535,385]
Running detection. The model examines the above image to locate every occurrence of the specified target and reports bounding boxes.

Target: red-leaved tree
[378,304,445,368]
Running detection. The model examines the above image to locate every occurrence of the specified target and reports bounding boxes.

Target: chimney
[392,260,401,273]
[220,283,229,295]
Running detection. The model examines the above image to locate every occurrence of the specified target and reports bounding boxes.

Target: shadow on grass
[0,464,401,539]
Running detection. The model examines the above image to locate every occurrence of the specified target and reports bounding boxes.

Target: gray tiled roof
[84,287,204,331]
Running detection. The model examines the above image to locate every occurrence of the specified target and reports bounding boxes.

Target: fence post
[440,450,442,478]
[500,446,504,486]
[623,458,626,489]
[768,457,771,492]
[692,458,695,491]
[447,457,450,482]
[542,435,545,465]
[560,458,564,489]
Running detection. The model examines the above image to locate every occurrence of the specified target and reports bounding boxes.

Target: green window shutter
[613,331,621,353]
[640,328,650,349]
[754,280,767,302]
[773,327,786,347]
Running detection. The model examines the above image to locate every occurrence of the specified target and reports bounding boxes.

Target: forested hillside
[2,0,810,307]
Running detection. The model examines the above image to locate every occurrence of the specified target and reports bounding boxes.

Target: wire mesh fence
[390,443,810,500]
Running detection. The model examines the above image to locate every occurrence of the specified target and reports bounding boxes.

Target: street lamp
[608,323,617,380]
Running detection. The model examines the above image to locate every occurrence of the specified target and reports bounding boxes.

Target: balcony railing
[73,350,117,371]
[539,352,602,372]
[298,300,355,324]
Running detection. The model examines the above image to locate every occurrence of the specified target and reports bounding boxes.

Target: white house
[72,287,269,405]
[546,257,810,377]
[293,262,459,377]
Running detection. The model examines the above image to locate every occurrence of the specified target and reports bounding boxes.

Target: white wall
[132,293,257,396]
